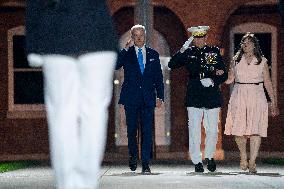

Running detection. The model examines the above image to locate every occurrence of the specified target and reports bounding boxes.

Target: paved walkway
[0,162,283,189]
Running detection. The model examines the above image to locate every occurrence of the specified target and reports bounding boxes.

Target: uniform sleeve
[25,0,41,54]
[115,48,127,70]
[211,47,228,86]
[168,50,188,69]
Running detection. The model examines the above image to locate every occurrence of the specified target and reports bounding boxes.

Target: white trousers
[41,52,116,189]
[187,107,220,164]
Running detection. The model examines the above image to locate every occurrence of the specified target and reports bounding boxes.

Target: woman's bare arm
[263,60,279,116]
[225,61,235,84]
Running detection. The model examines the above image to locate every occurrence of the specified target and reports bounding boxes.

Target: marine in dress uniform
[26,1,117,188]
[168,26,228,172]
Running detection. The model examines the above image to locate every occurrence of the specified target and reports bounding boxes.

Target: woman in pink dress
[224,33,278,173]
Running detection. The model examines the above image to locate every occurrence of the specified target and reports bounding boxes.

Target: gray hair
[130,24,146,35]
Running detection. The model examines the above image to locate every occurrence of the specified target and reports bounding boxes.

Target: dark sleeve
[168,50,187,69]
[211,48,228,86]
[25,0,41,54]
[115,48,127,70]
[154,53,164,101]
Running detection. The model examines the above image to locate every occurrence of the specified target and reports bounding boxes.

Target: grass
[262,158,284,165]
[0,160,44,173]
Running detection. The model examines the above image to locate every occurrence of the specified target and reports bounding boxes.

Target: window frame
[7,26,45,119]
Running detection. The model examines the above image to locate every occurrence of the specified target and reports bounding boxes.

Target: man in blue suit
[116,24,164,173]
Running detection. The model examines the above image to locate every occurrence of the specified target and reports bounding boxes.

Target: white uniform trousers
[187,107,220,165]
[42,52,116,189]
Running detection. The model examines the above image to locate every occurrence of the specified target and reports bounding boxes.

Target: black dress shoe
[142,164,151,174]
[194,162,204,172]
[206,158,216,172]
[129,156,137,171]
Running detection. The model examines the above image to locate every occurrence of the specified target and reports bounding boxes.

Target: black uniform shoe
[206,158,216,172]
[129,156,137,171]
[142,164,151,174]
[194,162,204,172]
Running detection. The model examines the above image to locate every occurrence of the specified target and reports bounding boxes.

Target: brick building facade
[0,0,282,161]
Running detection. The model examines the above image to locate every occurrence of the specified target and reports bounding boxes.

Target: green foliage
[0,161,39,173]
[262,158,284,165]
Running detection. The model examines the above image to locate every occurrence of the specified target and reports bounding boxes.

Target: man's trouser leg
[43,52,116,189]
[140,106,154,165]
[75,52,116,188]
[124,105,140,159]
[203,108,220,159]
[43,55,79,189]
[187,107,203,164]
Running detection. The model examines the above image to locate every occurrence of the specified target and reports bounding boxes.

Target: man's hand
[180,47,186,53]
[125,39,133,49]
[180,36,194,53]
[200,78,214,87]
[156,99,163,108]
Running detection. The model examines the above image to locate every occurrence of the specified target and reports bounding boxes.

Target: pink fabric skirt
[224,83,268,137]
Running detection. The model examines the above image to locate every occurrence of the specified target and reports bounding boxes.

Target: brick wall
[0,0,282,161]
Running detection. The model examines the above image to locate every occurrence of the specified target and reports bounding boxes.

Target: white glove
[27,53,44,67]
[182,36,194,49]
[180,36,194,53]
[200,78,214,87]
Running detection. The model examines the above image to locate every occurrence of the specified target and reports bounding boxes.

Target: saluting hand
[125,39,133,49]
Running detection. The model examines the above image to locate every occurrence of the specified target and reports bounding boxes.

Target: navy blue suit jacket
[116,46,164,107]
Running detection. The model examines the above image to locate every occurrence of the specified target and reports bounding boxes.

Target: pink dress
[224,56,268,137]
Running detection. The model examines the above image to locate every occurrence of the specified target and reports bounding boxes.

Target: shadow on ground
[186,171,283,177]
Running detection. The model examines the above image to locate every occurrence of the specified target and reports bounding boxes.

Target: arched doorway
[220,2,283,158]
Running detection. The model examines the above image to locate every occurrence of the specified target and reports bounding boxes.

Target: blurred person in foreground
[26,0,117,188]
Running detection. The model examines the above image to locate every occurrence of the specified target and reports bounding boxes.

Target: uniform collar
[192,44,207,50]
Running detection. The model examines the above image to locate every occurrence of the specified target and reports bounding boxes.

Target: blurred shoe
[249,160,257,173]
[205,158,216,172]
[240,159,248,171]
[194,162,204,173]
[142,164,151,174]
[129,156,137,171]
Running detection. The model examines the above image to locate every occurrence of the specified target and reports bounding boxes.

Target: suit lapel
[144,46,151,73]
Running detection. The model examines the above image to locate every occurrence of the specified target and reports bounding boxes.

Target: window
[7,26,45,118]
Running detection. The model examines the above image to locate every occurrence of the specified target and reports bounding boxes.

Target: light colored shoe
[240,159,248,171]
[249,160,257,173]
